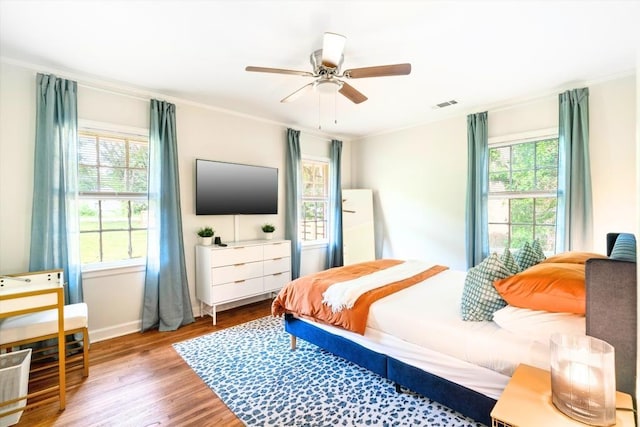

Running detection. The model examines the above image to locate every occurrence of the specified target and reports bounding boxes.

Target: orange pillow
[540,251,607,265]
[493,263,586,314]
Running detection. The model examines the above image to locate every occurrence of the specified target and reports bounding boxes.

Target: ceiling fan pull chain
[334,90,338,125]
[318,93,322,130]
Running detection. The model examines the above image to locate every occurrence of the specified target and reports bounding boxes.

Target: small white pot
[199,236,213,245]
[263,232,274,240]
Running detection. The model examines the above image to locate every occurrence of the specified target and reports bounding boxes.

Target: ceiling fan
[245,32,411,104]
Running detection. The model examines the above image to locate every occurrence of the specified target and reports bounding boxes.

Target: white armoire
[342,189,375,265]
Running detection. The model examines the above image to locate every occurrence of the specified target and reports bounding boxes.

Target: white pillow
[492,305,585,344]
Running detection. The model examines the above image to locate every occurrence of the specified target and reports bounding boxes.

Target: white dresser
[195,239,291,324]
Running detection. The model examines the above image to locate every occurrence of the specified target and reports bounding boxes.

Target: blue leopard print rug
[173,316,486,427]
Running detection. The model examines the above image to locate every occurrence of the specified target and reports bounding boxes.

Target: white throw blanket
[322,260,434,313]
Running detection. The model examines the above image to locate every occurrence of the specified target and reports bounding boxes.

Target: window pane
[511,198,533,224]
[79,165,99,192]
[488,198,508,223]
[489,146,510,172]
[512,143,534,171]
[99,137,126,167]
[79,135,97,165]
[129,141,148,168]
[99,167,126,192]
[79,200,100,231]
[511,224,534,248]
[535,225,556,254]
[131,201,148,228]
[489,171,510,193]
[489,224,509,251]
[535,198,556,225]
[80,232,101,264]
[512,170,534,191]
[131,230,147,259]
[536,139,558,167]
[127,169,147,193]
[101,230,131,261]
[537,166,557,191]
[101,200,129,230]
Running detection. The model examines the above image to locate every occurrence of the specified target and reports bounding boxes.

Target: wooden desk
[491,364,635,427]
[0,270,66,418]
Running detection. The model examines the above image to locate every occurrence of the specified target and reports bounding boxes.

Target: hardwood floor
[15,300,272,427]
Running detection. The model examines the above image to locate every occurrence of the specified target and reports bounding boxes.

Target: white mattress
[297,269,551,400]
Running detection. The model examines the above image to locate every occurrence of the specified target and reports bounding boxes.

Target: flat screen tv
[195,159,278,215]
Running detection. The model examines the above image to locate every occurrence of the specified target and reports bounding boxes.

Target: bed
[272,233,637,426]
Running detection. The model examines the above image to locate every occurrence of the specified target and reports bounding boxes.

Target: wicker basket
[0,349,32,427]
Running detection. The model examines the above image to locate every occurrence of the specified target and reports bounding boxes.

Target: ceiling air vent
[434,100,458,109]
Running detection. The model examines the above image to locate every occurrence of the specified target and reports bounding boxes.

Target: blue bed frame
[285,314,497,426]
[283,234,638,425]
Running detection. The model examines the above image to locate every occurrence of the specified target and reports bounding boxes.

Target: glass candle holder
[550,334,616,426]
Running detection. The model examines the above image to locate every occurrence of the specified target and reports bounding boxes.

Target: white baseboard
[90,320,141,343]
[89,295,272,343]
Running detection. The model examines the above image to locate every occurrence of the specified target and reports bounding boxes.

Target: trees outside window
[300,159,328,242]
[488,135,559,254]
[78,130,149,265]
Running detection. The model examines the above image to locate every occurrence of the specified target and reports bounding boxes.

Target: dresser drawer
[264,271,291,293]
[211,261,263,285]
[263,257,290,275]
[263,241,290,259]
[211,245,263,267]
[211,277,264,303]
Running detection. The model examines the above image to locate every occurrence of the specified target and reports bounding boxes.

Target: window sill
[82,259,146,279]
[301,240,328,250]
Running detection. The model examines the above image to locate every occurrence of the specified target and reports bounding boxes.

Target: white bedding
[296,269,553,400]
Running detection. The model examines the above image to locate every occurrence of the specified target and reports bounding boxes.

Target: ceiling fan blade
[321,32,346,68]
[280,82,315,103]
[344,63,412,79]
[338,82,368,104]
[246,66,314,77]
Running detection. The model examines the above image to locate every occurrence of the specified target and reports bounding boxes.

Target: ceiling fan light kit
[246,32,411,106]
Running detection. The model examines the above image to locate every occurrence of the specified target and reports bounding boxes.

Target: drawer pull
[272,257,282,261]
[235,280,245,284]
[273,272,283,276]
[233,247,245,250]
[234,263,245,267]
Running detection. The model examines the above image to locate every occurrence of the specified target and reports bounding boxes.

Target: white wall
[351,116,468,270]
[0,61,351,341]
[352,75,637,268]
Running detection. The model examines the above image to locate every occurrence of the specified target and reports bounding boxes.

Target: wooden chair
[0,270,90,381]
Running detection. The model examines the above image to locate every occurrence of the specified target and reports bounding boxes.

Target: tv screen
[196,159,278,215]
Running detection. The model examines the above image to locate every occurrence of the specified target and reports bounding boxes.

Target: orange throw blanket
[272,260,448,334]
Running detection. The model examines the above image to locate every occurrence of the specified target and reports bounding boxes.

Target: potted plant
[197,226,215,245]
[261,223,275,240]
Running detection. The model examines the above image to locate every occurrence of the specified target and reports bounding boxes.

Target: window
[77,128,149,265]
[300,158,329,242]
[488,131,559,254]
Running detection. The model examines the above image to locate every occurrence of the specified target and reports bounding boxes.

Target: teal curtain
[326,139,343,268]
[30,73,83,305]
[142,100,194,331]
[465,112,489,268]
[285,128,302,279]
[556,88,593,251]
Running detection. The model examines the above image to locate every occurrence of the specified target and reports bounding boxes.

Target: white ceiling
[1,0,638,138]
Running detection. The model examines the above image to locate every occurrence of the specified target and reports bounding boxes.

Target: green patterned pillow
[531,239,546,262]
[501,248,521,274]
[514,241,539,270]
[461,253,511,321]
